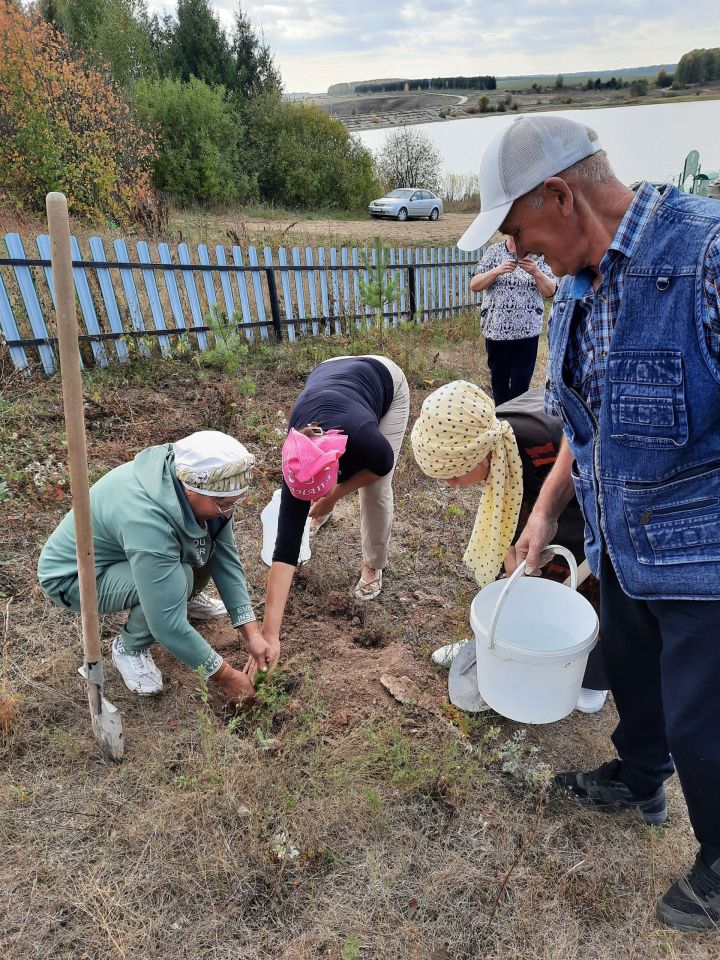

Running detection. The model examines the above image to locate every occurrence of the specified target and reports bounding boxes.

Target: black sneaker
[657,853,720,933]
[554,758,668,825]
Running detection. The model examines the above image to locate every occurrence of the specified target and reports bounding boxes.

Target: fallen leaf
[379,674,437,713]
[413,590,447,606]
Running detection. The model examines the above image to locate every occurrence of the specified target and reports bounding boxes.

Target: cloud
[146,1,716,92]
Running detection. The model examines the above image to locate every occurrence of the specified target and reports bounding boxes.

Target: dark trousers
[600,553,720,859]
[485,335,539,406]
[581,642,607,690]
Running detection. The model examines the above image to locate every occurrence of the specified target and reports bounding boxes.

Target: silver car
[368,188,443,222]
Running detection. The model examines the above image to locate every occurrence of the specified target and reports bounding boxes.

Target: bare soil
[178,210,478,249]
[0,329,708,960]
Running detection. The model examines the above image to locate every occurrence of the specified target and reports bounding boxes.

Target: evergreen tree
[229,3,281,98]
[166,0,234,88]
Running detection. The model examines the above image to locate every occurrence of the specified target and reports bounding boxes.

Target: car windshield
[387,189,415,198]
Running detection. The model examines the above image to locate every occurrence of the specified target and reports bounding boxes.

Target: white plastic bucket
[260,489,312,566]
[470,545,599,724]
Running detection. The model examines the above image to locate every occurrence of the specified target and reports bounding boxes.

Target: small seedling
[341,936,361,960]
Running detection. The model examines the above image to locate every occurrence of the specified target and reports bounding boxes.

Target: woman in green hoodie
[38,431,271,705]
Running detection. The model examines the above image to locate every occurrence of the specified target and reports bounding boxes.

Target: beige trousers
[321,355,410,570]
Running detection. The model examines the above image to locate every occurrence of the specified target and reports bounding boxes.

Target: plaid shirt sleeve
[703,234,720,361]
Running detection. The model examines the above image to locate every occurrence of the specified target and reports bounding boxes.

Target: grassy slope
[0,321,708,959]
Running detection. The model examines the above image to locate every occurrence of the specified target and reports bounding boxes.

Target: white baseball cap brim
[457,200,513,252]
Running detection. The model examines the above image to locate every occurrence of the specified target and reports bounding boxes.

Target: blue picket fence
[0,234,483,375]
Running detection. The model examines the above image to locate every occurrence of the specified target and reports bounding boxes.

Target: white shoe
[576,688,608,714]
[187,592,227,620]
[432,641,466,668]
[111,635,163,695]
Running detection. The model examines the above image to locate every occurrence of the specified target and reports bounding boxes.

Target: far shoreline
[341,91,720,133]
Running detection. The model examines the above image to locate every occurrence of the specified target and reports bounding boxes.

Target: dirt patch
[189,210,479,248]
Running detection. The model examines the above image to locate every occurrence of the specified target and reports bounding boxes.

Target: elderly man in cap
[39,431,271,705]
[458,115,720,932]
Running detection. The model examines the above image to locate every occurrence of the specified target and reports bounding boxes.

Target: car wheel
[429,207,440,221]
[396,207,408,222]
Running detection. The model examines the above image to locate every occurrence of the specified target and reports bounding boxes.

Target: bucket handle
[487,544,578,651]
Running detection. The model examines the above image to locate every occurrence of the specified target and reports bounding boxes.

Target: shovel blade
[78,662,125,761]
[448,640,490,714]
[91,699,124,761]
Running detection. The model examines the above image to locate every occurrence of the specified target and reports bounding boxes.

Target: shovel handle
[487,544,578,651]
[46,193,101,666]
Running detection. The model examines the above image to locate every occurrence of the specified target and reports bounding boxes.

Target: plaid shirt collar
[568,181,663,302]
[598,180,662,277]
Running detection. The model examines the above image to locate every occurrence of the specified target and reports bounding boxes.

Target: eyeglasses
[213,498,241,516]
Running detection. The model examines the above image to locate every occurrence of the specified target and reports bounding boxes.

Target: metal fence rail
[0,234,483,374]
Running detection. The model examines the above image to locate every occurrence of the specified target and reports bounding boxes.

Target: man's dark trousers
[600,552,720,861]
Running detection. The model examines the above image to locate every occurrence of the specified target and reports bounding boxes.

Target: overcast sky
[147,2,719,93]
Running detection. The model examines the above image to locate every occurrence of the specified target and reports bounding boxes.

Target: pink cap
[281,428,348,501]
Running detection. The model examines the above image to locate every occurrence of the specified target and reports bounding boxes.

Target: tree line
[354,75,497,94]
[1,0,379,223]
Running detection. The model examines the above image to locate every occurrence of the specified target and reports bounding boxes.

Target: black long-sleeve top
[272,357,394,565]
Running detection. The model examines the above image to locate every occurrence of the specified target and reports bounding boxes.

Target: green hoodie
[38,444,255,671]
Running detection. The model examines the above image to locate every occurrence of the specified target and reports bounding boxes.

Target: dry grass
[0,201,477,253]
[0,323,711,959]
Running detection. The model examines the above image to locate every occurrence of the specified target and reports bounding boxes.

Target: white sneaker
[576,688,608,714]
[432,641,466,668]
[187,592,227,621]
[111,635,163,695]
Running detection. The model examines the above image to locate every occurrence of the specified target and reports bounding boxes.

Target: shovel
[46,192,124,762]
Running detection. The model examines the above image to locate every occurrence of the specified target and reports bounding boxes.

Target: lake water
[357,100,720,186]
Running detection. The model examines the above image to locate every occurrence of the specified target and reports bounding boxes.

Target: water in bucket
[260,489,311,566]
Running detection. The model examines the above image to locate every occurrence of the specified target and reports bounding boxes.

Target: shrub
[246,96,379,209]
[0,0,155,222]
[39,0,156,87]
[134,76,252,204]
[630,79,648,97]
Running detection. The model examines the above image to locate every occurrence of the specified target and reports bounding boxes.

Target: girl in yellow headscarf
[411,380,524,589]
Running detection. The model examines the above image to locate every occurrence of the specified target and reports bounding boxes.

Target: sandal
[309,512,332,538]
[354,569,383,601]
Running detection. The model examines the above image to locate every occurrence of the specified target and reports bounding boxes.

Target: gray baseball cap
[458,115,603,251]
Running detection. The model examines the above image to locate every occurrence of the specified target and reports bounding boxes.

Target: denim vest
[548,187,720,599]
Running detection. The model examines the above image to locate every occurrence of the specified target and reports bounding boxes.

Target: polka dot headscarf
[411,380,523,588]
